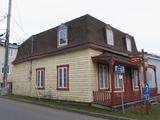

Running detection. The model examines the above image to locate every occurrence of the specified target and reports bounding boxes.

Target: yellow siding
[13,48,102,102]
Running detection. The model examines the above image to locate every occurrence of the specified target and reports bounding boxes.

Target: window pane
[41,71,44,87]
[38,71,40,87]
[115,73,123,89]
[126,38,132,51]
[59,69,62,87]
[147,68,156,88]
[99,65,103,88]
[106,29,114,45]
[104,66,108,88]
[99,65,108,89]
[63,68,67,87]
[59,29,67,46]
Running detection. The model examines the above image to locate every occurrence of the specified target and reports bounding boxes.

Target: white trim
[99,64,109,89]
[114,73,124,90]
[58,29,68,47]
[106,29,114,46]
[126,37,132,51]
[58,66,68,89]
[36,69,45,88]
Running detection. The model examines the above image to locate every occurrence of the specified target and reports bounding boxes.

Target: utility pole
[2,0,12,94]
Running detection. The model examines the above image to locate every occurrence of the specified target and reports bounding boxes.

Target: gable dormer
[57,24,68,48]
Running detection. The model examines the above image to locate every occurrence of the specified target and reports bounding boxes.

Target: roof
[145,52,160,61]
[92,51,139,67]
[0,42,18,49]
[14,14,138,64]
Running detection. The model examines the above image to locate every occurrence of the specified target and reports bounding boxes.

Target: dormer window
[106,26,114,46]
[58,24,68,47]
[126,36,132,51]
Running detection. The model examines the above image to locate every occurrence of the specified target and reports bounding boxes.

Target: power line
[12,30,26,40]
[0,15,7,23]
[11,15,29,37]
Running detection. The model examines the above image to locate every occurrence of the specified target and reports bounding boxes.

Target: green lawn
[3,95,160,120]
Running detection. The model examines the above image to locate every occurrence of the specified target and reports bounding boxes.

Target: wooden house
[12,14,157,108]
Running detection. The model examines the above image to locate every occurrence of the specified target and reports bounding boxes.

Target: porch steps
[92,100,144,111]
[149,97,158,105]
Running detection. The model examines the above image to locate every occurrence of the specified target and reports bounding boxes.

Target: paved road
[0,98,109,120]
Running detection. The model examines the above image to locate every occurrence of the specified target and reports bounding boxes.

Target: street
[0,98,108,120]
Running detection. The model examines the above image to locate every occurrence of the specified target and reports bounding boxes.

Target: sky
[0,0,160,55]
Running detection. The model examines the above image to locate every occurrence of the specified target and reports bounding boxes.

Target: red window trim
[36,67,45,90]
[57,64,69,91]
[98,64,110,91]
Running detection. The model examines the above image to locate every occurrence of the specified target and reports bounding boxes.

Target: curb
[0,96,136,120]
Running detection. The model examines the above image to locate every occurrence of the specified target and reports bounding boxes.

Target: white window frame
[57,65,69,89]
[58,29,68,47]
[126,37,132,51]
[36,68,45,89]
[106,29,114,46]
[114,73,124,90]
[132,69,139,90]
[99,64,109,89]
[9,48,13,57]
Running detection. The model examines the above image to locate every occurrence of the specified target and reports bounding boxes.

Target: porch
[92,88,157,107]
[92,51,158,107]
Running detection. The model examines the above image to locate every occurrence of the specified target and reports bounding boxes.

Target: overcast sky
[0,0,160,55]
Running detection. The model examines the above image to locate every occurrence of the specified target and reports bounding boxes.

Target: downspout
[29,36,34,96]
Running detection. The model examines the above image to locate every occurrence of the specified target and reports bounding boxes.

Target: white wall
[146,55,160,94]
[0,44,18,85]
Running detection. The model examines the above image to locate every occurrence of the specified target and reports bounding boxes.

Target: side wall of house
[147,58,160,94]
[13,48,102,102]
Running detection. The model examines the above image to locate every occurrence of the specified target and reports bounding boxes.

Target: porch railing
[93,88,157,106]
[150,88,157,97]
[93,90,141,106]
[93,91,111,106]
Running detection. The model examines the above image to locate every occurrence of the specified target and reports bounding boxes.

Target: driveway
[0,98,109,120]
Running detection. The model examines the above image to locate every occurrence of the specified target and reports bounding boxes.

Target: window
[147,68,156,88]
[9,48,13,56]
[57,24,68,47]
[106,28,114,45]
[1,65,9,74]
[132,69,139,89]
[36,68,45,89]
[57,65,69,90]
[114,73,123,89]
[99,64,109,89]
[126,37,132,51]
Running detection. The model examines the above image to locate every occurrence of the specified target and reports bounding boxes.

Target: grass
[3,94,160,120]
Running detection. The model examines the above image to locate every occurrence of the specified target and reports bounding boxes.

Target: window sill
[36,87,45,90]
[57,88,69,91]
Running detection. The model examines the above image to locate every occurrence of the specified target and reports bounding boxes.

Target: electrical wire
[0,15,7,23]
[11,15,29,37]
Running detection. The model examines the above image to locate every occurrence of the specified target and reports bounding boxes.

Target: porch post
[109,58,115,106]
[154,68,158,95]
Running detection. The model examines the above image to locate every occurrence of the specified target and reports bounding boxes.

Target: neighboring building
[145,53,160,94]
[12,14,157,107]
[0,42,18,88]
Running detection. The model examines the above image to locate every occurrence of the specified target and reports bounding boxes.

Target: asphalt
[0,98,111,120]
[0,97,135,120]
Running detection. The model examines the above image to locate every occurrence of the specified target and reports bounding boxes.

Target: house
[145,53,160,94]
[0,42,18,89]
[12,14,157,108]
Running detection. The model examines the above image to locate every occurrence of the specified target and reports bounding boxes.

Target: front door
[124,68,132,102]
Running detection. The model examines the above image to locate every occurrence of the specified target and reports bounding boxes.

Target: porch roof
[92,51,139,66]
